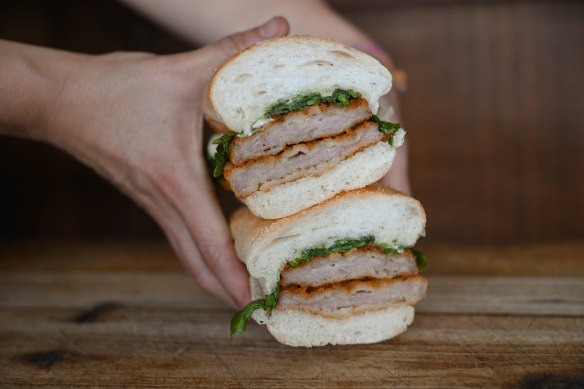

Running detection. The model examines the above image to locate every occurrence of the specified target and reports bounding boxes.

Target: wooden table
[1,242,583,388]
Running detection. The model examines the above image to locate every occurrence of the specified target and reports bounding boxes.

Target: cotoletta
[205,36,405,219]
[229,185,427,347]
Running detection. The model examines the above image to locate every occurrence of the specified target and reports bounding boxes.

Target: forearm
[0,40,79,143]
[121,0,399,111]
[0,39,145,185]
[121,0,372,46]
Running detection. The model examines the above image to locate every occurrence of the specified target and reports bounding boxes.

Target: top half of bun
[204,36,392,134]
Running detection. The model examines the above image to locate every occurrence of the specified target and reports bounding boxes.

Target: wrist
[0,40,88,144]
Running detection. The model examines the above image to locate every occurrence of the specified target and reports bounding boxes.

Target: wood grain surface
[1,242,583,388]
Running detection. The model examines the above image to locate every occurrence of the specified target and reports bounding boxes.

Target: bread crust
[230,184,416,248]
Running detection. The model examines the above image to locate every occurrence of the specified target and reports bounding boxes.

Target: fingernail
[259,17,280,38]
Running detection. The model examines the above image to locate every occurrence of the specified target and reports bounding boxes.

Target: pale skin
[0,2,409,309]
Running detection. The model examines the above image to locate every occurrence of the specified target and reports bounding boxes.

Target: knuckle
[220,35,240,58]
[220,33,254,58]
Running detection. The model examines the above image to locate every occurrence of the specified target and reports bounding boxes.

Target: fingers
[176,16,289,84]
[163,212,238,308]
[152,19,290,307]
[187,175,252,308]
[165,157,252,308]
[129,177,238,307]
[203,16,289,68]
[377,85,411,194]
[380,138,412,195]
[186,18,289,305]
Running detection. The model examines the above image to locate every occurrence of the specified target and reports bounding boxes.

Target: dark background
[1,0,583,244]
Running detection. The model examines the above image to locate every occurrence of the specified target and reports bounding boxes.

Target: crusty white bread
[249,276,414,347]
[204,35,392,134]
[243,138,398,219]
[231,184,426,295]
[261,305,414,347]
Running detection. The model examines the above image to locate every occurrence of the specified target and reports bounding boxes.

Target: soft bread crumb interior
[208,36,392,133]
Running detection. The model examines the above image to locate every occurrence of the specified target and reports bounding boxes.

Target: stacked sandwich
[206,36,427,347]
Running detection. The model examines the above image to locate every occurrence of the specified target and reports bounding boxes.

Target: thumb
[199,16,290,70]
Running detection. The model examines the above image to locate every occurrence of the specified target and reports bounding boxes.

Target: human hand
[119,0,411,195]
[45,17,290,308]
[377,88,411,195]
[361,50,410,196]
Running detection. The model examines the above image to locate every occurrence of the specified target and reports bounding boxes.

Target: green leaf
[410,248,427,272]
[230,300,266,338]
[346,90,359,98]
[212,132,238,178]
[264,285,279,315]
[230,286,279,338]
[330,236,375,253]
[370,115,401,146]
[370,114,401,133]
[287,236,375,266]
[286,235,427,273]
[381,244,406,255]
[264,89,360,118]
[381,245,426,272]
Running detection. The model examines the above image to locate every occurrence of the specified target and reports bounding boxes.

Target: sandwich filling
[229,98,371,165]
[280,245,418,287]
[230,237,427,337]
[211,90,402,179]
[224,121,387,197]
[278,275,427,319]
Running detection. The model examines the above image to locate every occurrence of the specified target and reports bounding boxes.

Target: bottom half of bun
[250,276,417,347]
[268,305,414,347]
[243,141,396,219]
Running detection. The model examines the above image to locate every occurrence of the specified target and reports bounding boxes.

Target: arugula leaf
[211,132,238,178]
[382,245,426,272]
[370,115,401,146]
[370,114,401,134]
[288,237,427,272]
[322,89,359,107]
[264,286,279,315]
[329,236,375,253]
[287,236,375,266]
[230,286,279,338]
[264,89,360,118]
[229,300,266,338]
[380,244,407,255]
[410,248,427,272]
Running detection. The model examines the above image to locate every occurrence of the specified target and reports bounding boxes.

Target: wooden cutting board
[0,242,583,388]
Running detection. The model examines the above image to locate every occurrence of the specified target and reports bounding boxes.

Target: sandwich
[229,185,427,347]
[205,36,405,219]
